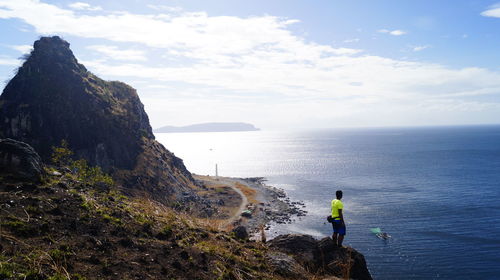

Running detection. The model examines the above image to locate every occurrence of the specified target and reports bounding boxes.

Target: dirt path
[194,175,250,230]
[219,178,248,228]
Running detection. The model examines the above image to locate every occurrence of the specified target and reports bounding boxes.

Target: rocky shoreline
[235,177,307,235]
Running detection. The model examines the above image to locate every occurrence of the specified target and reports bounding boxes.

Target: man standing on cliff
[331,190,346,247]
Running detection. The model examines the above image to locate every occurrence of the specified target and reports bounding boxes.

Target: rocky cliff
[0,36,195,203]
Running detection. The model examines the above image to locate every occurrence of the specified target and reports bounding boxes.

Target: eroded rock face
[0,138,43,182]
[0,36,152,171]
[268,234,372,280]
[0,36,196,202]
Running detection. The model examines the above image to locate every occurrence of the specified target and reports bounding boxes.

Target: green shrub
[71,159,114,186]
[51,140,73,166]
[50,141,114,187]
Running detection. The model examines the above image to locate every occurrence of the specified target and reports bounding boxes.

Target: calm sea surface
[155,126,500,280]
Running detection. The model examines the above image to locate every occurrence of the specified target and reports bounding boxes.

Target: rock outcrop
[0,36,196,203]
[268,234,372,280]
[265,251,309,278]
[0,138,44,182]
[231,225,249,240]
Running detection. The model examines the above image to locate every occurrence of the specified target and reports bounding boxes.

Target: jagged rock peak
[20,36,86,77]
[34,35,69,50]
[32,36,76,61]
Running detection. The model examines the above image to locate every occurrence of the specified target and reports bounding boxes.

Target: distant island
[154,122,260,133]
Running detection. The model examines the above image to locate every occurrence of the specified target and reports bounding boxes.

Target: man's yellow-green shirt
[331,199,343,220]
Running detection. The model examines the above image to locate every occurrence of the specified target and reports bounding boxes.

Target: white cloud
[87,45,147,61]
[0,57,20,66]
[0,0,358,65]
[378,29,407,36]
[330,47,362,55]
[146,5,183,13]
[481,3,500,18]
[412,45,430,52]
[1,0,499,128]
[390,30,406,36]
[343,38,360,43]
[68,2,102,11]
[9,44,32,53]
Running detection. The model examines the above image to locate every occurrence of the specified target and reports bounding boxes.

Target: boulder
[268,234,317,269]
[231,225,248,240]
[268,234,372,280]
[0,138,43,182]
[265,251,309,278]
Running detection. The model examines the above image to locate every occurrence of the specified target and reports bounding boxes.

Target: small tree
[51,141,114,187]
[71,159,114,186]
[51,140,73,166]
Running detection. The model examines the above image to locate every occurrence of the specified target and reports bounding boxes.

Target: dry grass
[129,196,231,232]
[197,217,233,232]
[127,196,186,227]
[234,182,259,204]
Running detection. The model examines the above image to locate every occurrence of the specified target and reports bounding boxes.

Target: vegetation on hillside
[51,140,114,187]
[0,143,284,280]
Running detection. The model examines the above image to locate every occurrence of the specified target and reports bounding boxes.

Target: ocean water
[155,126,500,280]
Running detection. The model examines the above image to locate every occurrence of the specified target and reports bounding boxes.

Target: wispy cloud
[87,45,147,61]
[146,5,183,13]
[343,38,360,43]
[9,44,32,53]
[412,45,430,52]
[68,2,102,11]
[0,58,19,66]
[378,29,407,36]
[481,3,500,18]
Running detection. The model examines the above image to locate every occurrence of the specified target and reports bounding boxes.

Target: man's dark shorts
[332,220,346,235]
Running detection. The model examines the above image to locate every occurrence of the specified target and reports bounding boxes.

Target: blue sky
[2,0,500,129]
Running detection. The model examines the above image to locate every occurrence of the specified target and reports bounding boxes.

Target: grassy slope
[0,169,289,280]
